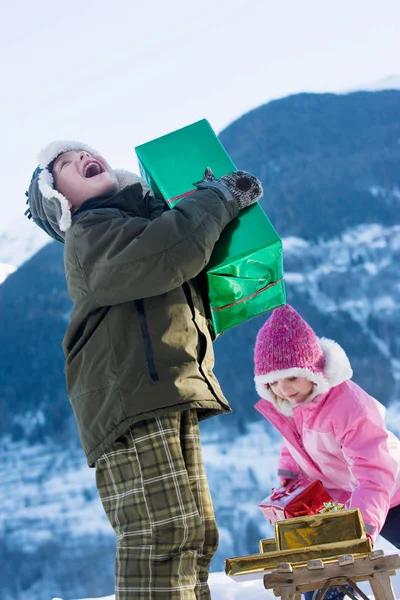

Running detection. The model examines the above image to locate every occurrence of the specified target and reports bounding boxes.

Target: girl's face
[269,377,314,404]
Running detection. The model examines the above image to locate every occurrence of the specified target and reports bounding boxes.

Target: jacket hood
[255,337,353,415]
[25,140,151,243]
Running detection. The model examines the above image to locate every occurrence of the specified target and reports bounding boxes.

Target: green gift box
[135,119,285,335]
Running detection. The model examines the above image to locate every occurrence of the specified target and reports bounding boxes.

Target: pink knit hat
[254,304,352,401]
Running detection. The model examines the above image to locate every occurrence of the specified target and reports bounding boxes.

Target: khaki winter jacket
[62,183,239,465]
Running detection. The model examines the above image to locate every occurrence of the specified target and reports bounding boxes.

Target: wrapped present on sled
[258,478,333,524]
[225,507,373,576]
[225,479,373,576]
[135,118,286,336]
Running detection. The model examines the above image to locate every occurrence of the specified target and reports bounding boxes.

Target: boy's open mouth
[83,161,105,178]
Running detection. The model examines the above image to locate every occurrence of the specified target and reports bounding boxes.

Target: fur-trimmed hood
[255,337,353,415]
[26,140,151,243]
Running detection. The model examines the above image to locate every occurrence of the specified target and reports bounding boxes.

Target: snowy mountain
[0,262,16,285]
[345,74,400,93]
[0,214,49,283]
[1,89,400,600]
[283,225,400,402]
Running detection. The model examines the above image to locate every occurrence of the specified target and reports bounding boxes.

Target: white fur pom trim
[254,367,329,403]
[277,399,295,416]
[319,337,353,386]
[57,196,72,232]
[38,141,99,168]
[38,169,72,232]
[254,337,352,409]
[114,169,152,194]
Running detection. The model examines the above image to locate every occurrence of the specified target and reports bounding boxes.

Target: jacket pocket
[136,299,159,382]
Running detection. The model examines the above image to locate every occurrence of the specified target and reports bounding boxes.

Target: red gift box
[258,479,333,524]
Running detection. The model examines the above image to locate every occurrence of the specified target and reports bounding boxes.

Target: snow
[369,185,400,205]
[284,272,306,284]
[0,262,16,284]
[372,295,399,312]
[386,404,400,436]
[52,539,400,600]
[1,442,112,549]
[344,75,400,93]
[283,223,400,353]
[52,572,277,600]
[0,213,50,280]
[282,237,310,251]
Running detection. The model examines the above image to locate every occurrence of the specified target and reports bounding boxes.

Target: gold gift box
[225,537,373,576]
[259,538,277,553]
[226,509,373,577]
[274,509,366,550]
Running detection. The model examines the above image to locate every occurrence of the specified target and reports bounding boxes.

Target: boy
[26,140,263,600]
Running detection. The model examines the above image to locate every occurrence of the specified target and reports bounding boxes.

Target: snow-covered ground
[52,537,400,600]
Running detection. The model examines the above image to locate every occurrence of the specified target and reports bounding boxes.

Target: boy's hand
[197,167,263,210]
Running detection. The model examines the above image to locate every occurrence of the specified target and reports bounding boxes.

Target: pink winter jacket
[255,380,400,540]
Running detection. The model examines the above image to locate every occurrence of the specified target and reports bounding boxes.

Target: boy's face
[268,377,314,404]
[52,150,119,212]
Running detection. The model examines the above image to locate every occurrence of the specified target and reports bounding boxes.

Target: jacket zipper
[135,299,159,382]
[182,282,218,397]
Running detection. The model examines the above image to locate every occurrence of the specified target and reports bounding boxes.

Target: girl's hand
[279,478,291,487]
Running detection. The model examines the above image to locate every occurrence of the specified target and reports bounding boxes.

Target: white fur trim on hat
[38,141,100,169]
[254,336,352,409]
[38,168,72,232]
[255,367,329,403]
[319,337,353,386]
[37,140,102,233]
[114,169,152,195]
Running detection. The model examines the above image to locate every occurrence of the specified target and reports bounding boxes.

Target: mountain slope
[219,90,400,240]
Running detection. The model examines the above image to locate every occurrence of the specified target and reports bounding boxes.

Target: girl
[254,304,400,600]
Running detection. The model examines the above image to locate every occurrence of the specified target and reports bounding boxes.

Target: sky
[1,0,400,230]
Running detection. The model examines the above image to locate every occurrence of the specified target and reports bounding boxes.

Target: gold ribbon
[319,501,345,513]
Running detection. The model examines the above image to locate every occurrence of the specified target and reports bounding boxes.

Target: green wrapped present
[135,119,285,335]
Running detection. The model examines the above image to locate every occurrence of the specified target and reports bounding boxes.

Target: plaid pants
[95,410,218,600]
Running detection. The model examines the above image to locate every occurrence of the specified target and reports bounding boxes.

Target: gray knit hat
[26,140,151,243]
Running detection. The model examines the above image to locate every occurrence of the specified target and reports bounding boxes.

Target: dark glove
[196,167,263,210]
